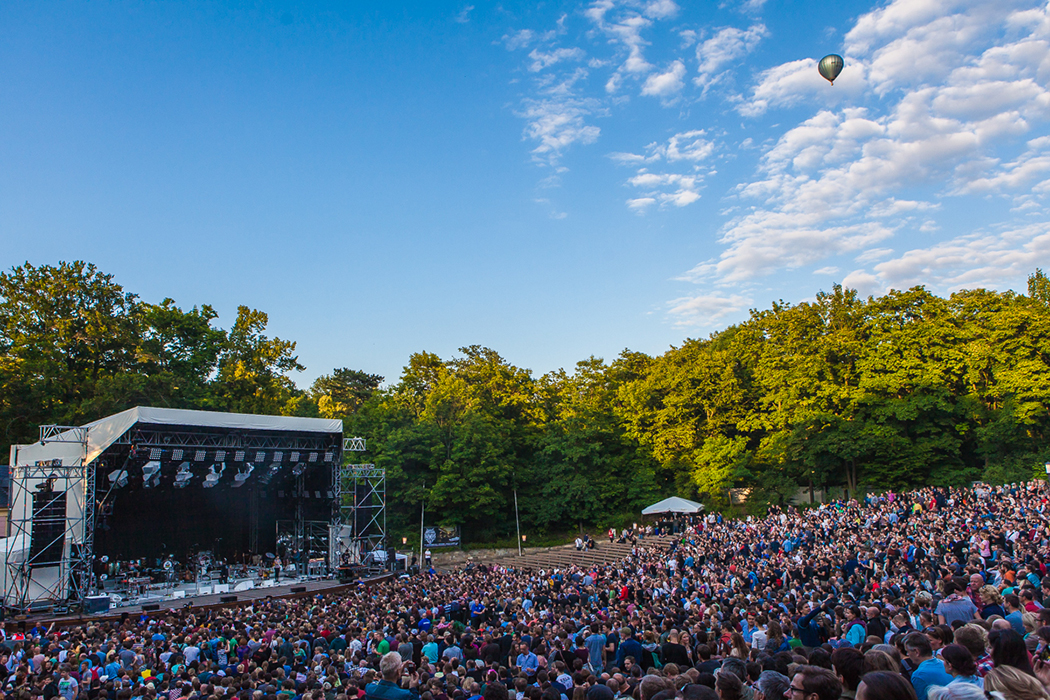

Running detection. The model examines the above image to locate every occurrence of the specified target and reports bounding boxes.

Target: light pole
[419,485,426,570]
[514,489,522,556]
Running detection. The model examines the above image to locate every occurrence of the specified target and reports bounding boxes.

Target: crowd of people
[4,481,1050,700]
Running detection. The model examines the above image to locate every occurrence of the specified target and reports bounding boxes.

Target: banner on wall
[423,525,460,548]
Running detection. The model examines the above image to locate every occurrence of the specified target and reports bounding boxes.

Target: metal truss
[114,427,338,452]
[344,437,366,452]
[340,463,386,563]
[39,426,88,445]
[6,427,93,614]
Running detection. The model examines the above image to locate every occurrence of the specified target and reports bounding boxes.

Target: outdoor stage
[3,406,389,616]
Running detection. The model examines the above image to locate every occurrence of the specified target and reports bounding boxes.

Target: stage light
[324,452,334,463]
[259,463,280,485]
[214,450,226,462]
[234,451,245,462]
[203,463,226,488]
[107,469,128,489]
[255,451,265,462]
[194,450,206,462]
[172,449,184,461]
[149,448,163,460]
[142,461,161,488]
[290,451,300,462]
[273,451,284,463]
[308,452,318,463]
[232,463,254,488]
[175,462,193,488]
[292,463,306,477]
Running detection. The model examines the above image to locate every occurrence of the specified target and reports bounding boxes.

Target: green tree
[213,306,306,415]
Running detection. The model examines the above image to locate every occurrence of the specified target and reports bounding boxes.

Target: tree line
[2,261,1048,542]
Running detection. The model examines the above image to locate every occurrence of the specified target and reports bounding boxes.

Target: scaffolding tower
[339,438,387,565]
[5,425,94,614]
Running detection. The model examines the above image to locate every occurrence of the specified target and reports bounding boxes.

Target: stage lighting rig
[203,463,226,488]
[259,463,281,485]
[232,463,254,488]
[292,463,306,477]
[107,468,128,489]
[142,460,161,488]
[174,462,193,488]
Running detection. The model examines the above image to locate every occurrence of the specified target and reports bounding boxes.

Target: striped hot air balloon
[818,54,844,84]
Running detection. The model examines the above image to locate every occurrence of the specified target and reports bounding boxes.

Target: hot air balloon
[818,54,844,85]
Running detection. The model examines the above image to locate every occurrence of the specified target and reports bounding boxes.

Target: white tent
[641,496,704,515]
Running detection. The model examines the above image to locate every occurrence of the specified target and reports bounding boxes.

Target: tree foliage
[3,261,1050,543]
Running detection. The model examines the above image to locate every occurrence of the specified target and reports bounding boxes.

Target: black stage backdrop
[93,472,332,563]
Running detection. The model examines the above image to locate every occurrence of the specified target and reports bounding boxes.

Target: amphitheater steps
[472,534,678,572]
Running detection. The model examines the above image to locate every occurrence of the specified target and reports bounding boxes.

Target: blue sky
[3,0,1049,387]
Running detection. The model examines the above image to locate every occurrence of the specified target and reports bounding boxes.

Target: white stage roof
[12,406,343,467]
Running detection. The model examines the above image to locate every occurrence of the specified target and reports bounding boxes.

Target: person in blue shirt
[469,600,486,625]
[515,643,538,678]
[365,652,418,700]
[1004,594,1026,634]
[613,627,643,670]
[905,633,953,700]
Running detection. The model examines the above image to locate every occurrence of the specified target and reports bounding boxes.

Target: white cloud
[869,222,1050,291]
[641,60,686,99]
[455,5,474,23]
[613,130,716,209]
[519,98,602,163]
[695,24,767,91]
[528,47,586,72]
[739,58,869,117]
[502,29,535,50]
[667,292,753,326]
[814,266,839,275]
[854,247,894,263]
[627,197,657,211]
[508,0,694,173]
[627,171,702,207]
[708,0,1050,288]
[644,0,679,19]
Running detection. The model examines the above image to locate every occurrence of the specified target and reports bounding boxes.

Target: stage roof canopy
[641,496,704,515]
[12,406,343,467]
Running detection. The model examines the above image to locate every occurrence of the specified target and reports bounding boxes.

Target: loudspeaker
[29,489,67,565]
[290,586,306,593]
[84,596,110,614]
[142,604,160,611]
[220,595,237,603]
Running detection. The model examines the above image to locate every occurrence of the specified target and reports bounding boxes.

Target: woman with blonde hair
[983,665,1050,700]
[980,585,1006,620]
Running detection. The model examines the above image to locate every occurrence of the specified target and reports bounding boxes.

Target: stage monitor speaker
[84,595,110,614]
[142,604,160,611]
[220,595,237,603]
[290,586,306,593]
[29,489,67,565]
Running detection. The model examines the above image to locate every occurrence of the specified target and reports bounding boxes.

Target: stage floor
[10,573,394,627]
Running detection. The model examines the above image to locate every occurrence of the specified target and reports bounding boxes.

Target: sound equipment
[29,488,67,565]
[84,595,111,614]
[290,586,306,593]
[220,595,237,603]
[142,603,160,611]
